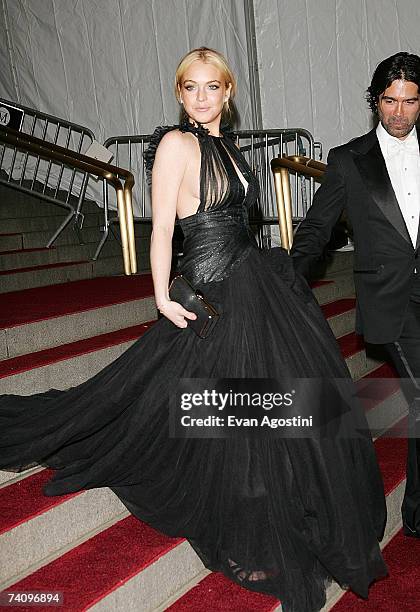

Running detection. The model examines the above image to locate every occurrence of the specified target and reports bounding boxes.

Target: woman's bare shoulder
[153,130,198,181]
[152,130,198,189]
[157,128,197,155]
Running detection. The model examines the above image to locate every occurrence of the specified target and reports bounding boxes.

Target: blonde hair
[175,47,237,121]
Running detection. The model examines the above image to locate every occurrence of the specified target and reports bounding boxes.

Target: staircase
[0,185,152,294]
[0,188,413,610]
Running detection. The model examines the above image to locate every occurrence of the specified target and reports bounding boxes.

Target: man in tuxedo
[292,52,420,537]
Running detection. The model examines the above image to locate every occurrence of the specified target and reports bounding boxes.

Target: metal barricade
[233,129,319,247]
[102,128,321,254]
[0,126,136,275]
[100,134,152,260]
[103,133,152,215]
[0,98,95,246]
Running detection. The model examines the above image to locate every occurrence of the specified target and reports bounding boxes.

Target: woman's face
[179,60,231,133]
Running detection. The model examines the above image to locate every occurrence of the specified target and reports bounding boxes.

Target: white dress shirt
[376,122,420,247]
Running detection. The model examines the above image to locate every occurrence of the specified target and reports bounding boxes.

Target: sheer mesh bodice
[144,122,259,213]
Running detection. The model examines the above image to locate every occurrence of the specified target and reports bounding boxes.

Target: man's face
[378,79,420,139]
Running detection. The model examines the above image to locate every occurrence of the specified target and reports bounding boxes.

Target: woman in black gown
[0,47,387,611]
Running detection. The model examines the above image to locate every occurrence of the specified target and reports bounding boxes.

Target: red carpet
[337,331,366,358]
[321,297,356,318]
[0,260,89,276]
[0,246,51,256]
[356,362,401,412]
[0,321,154,378]
[374,416,408,494]
[0,274,154,328]
[0,470,80,535]
[4,516,182,611]
[167,572,278,611]
[310,279,333,288]
[364,362,399,380]
[331,530,420,611]
[0,273,316,330]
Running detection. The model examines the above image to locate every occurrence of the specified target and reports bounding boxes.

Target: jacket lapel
[351,130,412,246]
[415,126,420,251]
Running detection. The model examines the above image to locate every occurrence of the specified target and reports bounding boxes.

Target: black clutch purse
[169,275,220,338]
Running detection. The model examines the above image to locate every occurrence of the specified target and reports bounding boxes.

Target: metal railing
[271,155,326,251]
[0,98,95,149]
[0,97,95,246]
[0,126,136,275]
[103,128,321,251]
[103,133,152,219]
[234,129,320,247]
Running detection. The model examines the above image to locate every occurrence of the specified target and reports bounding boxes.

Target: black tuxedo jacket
[291,127,420,344]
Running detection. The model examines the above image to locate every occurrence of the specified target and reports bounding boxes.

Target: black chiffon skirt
[0,248,387,612]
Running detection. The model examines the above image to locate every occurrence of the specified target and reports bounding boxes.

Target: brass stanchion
[273,169,292,252]
[280,167,293,251]
[124,184,137,274]
[116,187,132,275]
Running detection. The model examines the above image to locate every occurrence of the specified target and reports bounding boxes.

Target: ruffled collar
[143,122,234,184]
[179,121,209,138]
[179,121,234,140]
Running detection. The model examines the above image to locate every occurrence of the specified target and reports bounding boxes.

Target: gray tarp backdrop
[0,0,419,212]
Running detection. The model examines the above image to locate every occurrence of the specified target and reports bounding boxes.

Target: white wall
[255,0,420,158]
[0,0,252,141]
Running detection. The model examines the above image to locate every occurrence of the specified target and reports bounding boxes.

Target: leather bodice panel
[178,207,257,284]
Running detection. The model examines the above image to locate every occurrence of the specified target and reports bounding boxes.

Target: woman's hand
[157,299,197,328]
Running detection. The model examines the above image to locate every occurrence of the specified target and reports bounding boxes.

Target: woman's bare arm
[150,131,197,328]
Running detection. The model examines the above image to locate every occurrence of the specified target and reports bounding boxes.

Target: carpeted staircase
[0,187,418,611]
[0,186,152,294]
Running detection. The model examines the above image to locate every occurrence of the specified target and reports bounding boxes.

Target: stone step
[0,234,23,251]
[311,273,355,304]
[1,506,204,612]
[20,221,152,253]
[0,321,154,395]
[338,331,384,380]
[0,464,41,488]
[0,210,104,234]
[0,257,119,294]
[0,278,156,359]
[0,240,122,271]
[321,297,355,338]
[0,278,346,362]
[21,225,104,249]
[311,250,354,278]
[0,186,102,219]
[0,470,128,587]
[324,421,408,610]
[0,251,151,293]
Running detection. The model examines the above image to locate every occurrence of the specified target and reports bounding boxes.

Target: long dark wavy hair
[366,52,420,114]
